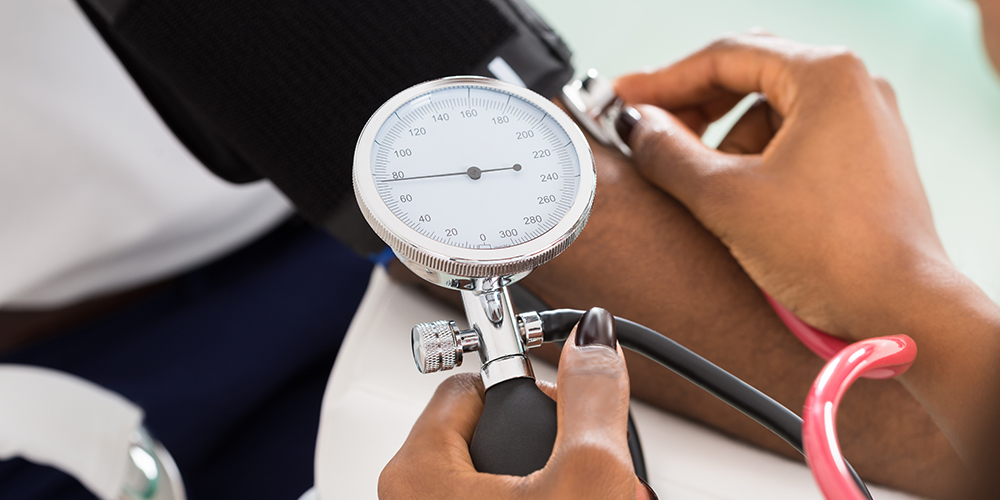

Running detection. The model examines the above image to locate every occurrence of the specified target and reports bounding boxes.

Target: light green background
[533,0,1000,303]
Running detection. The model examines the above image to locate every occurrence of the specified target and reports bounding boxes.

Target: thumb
[380,374,525,499]
[405,373,484,462]
[618,104,755,220]
[546,308,635,498]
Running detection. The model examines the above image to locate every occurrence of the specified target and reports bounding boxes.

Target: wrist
[840,248,969,341]
[861,259,1000,468]
[873,258,995,344]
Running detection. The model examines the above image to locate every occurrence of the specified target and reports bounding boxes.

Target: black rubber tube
[539,309,874,500]
[627,411,648,482]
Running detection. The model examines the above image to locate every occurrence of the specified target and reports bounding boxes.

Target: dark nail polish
[638,477,659,500]
[614,105,641,144]
[575,307,616,349]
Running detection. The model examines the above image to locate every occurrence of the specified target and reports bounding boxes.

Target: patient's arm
[521,139,967,499]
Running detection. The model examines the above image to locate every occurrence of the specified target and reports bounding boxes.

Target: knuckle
[565,440,622,465]
[630,115,669,165]
[706,34,747,52]
[377,459,407,498]
[705,35,733,51]
[707,32,787,53]
[794,46,873,93]
[872,76,898,101]
[378,451,457,499]
[441,372,480,389]
[554,440,634,486]
[746,26,775,37]
[872,75,892,89]
[437,372,484,397]
[815,46,867,74]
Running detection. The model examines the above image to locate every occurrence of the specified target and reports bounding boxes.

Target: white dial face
[370,84,581,250]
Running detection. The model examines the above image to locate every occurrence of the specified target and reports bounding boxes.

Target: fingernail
[638,477,659,500]
[614,105,641,144]
[575,307,616,349]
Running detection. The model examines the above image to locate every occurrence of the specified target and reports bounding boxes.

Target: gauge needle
[383,164,522,182]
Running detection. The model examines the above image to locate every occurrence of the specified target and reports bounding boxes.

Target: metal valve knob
[411,320,479,374]
[517,311,544,349]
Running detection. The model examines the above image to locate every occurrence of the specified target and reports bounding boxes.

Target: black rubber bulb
[469,377,558,475]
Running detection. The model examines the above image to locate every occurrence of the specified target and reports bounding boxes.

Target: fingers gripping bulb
[411,320,479,374]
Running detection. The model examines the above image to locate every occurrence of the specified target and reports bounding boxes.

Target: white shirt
[0,0,294,308]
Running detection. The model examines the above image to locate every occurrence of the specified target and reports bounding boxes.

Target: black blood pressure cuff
[76,0,574,255]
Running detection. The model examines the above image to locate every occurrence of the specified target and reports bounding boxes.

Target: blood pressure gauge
[354,76,596,289]
[354,76,596,388]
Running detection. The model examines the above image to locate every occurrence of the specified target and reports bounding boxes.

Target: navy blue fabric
[0,220,373,500]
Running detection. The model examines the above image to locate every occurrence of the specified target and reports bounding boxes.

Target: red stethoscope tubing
[763,292,917,500]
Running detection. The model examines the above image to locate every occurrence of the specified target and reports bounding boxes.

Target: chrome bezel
[353,76,596,280]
